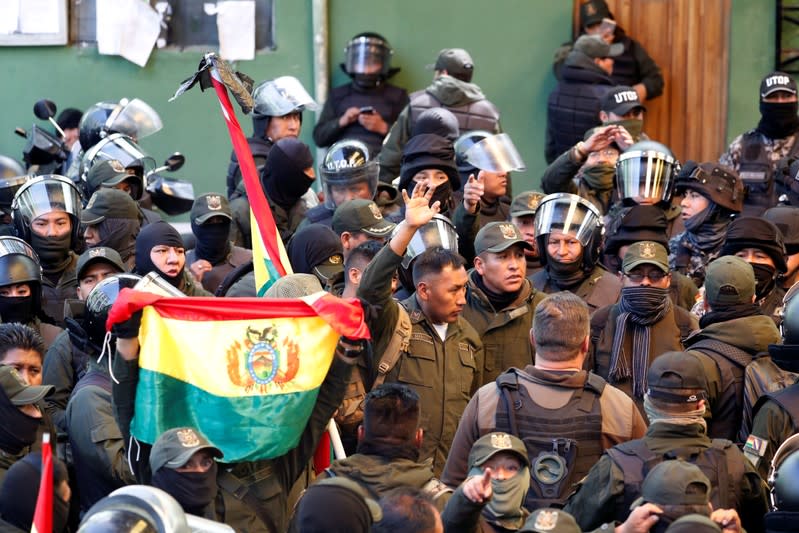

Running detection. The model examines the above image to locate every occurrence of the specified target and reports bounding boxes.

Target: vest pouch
[523,435,579,509]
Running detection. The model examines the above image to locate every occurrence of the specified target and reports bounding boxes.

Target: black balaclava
[95,218,140,264]
[0,451,70,532]
[0,294,35,324]
[134,221,185,288]
[287,224,342,275]
[30,231,72,274]
[758,100,799,139]
[192,218,232,266]
[151,462,218,516]
[261,138,314,211]
[0,391,40,455]
[752,262,778,300]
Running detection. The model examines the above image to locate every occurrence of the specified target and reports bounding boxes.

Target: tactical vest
[606,438,744,522]
[686,339,752,441]
[226,137,273,199]
[408,90,500,135]
[739,132,778,216]
[493,369,606,511]
[753,383,799,433]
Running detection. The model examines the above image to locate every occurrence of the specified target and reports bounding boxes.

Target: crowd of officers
[3,1,799,531]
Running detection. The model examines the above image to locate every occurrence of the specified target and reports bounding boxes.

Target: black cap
[191,193,232,225]
[76,247,126,281]
[601,86,646,115]
[720,216,788,273]
[580,0,612,27]
[399,133,460,192]
[646,351,708,403]
[56,108,83,130]
[430,48,474,82]
[764,206,799,254]
[760,71,797,99]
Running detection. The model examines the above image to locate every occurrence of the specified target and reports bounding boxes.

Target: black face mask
[353,73,382,89]
[151,463,218,515]
[135,221,186,289]
[751,262,778,300]
[192,221,231,265]
[430,181,453,214]
[0,295,34,324]
[547,253,586,288]
[29,232,71,270]
[0,392,40,455]
[758,100,799,138]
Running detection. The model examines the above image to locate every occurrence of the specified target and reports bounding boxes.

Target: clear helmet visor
[82,134,157,181]
[0,236,38,262]
[463,133,527,173]
[251,76,318,118]
[401,214,459,268]
[321,158,379,208]
[344,37,391,76]
[0,155,25,178]
[107,98,163,140]
[12,175,82,222]
[533,193,601,245]
[0,175,30,211]
[616,149,676,204]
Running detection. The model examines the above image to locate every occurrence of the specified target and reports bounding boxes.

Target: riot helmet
[79,99,162,151]
[463,133,527,173]
[251,76,317,120]
[320,139,378,209]
[0,156,29,217]
[454,130,492,180]
[342,32,397,88]
[0,236,42,324]
[764,206,799,255]
[534,192,604,272]
[146,175,195,216]
[84,273,142,347]
[674,161,744,214]
[11,174,83,245]
[397,214,458,292]
[769,433,799,511]
[616,140,678,205]
[79,486,191,533]
[771,281,799,372]
[80,133,154,197]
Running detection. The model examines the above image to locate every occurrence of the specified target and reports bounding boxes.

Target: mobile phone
[359,106,375,114]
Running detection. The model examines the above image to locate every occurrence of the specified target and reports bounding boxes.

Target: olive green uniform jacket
[357,244,484,476]
[530,264,621,312]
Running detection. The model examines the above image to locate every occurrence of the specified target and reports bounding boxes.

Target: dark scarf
[0,295,34,324]
[474,272,521,311]
[681,202,729,254]
[151,463,218,516]
[608,286,672,398]
[757,100,799,139]
[752,262,778,301]
[260,138,314,211]
[580,164,616,191]
[30,232,73,275]
[547,254,586,289]
[699,302,762,328]
[96,218,139,264]
[192,220,232,265]
[0,393,40,455]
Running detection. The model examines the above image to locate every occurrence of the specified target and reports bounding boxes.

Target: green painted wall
[0,0,782,212]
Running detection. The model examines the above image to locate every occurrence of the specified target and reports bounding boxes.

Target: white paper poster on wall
[207,1,256,61]
[97,0,161,67]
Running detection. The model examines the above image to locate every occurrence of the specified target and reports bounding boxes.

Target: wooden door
[573,0,731,163]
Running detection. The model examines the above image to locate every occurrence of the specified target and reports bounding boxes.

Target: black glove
[112,310,143,340]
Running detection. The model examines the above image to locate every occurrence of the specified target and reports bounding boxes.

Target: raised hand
[463,467,493,503]
[462,173,485,214]
[402,181,441,228]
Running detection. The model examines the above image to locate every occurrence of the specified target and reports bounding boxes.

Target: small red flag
[31,432,52,533]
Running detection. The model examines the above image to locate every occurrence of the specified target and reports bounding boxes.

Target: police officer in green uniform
[564,351,768,533]
[529,193,621,312]
[357,181,484,476]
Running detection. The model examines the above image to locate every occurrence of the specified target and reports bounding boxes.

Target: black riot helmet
[320,139,378,209]
[674,161,744,214]
[80,134,155,195]
[770,282,799,372]
[616,140,679,206]
[78,99,163,151]
[84,274,142,347]
[396,214,458,292]
[11,175,83,245]
[769,434,799,512]
[342,32,398,88]
[0,236,42,322]
[534,193,604,273]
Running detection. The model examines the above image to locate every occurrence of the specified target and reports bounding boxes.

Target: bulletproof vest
[331,84,408,155]
[753,383,799,433]
[226,136,273,199]
[687,339,752,441]
[493,369,606,511]
[408,90,500,135]
[606,438,744,523]
[546,75,610,162]
[739,132,777,216]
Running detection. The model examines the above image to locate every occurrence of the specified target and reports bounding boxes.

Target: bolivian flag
[107,289,369,462]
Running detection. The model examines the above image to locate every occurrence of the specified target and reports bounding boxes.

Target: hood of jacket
[687,315,781,354]
[325,453,435,494]
[426,74,486,106]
